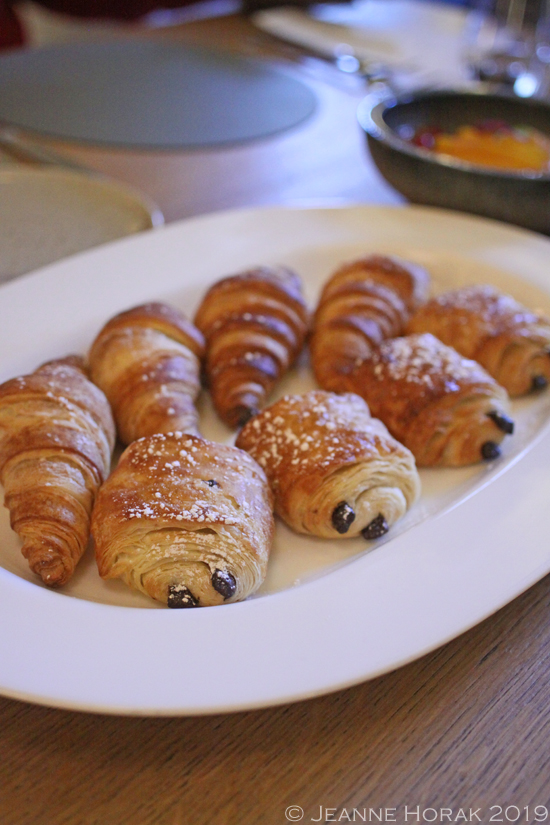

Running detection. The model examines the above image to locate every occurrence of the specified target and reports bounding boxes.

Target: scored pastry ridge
[236,390,420,539]
[310,253,431,393]
[0,356,115,586]
[89,302,205,444]
[194,265,309,428]
[91,432,274,607]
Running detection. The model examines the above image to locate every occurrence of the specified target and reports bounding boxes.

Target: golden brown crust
[322,254,431,312]
[89,302,205,444]
[92,432,274,607]
[194,266,309,428]
[345,333,514,467]
[0,357,115,586]
[236,390,420,539]
[310,254,430,392]
[407,284,550,396]
[39,354,90,374]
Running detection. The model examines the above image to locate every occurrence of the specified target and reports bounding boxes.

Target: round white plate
[0,167,163,284]
[0,204,550,715]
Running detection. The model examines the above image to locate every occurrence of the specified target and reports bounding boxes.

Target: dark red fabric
[15,0,193,19]
[0,0,319,48]
[0,1,24,48]
[0,0,197,49]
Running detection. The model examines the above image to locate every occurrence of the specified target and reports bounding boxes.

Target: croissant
[236,390,420,540]
[343,333,514,467]
[92,432,274,607]
[310,254,431,392]
[194,266,309,428]
[0,356,115,586]
[407,284,550,396]
[89,302,205,444]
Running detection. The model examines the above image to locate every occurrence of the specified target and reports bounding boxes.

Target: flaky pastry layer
[92,432,274,607]
[89,302,205,443]
[194,266,309,428]
[346,334,514,467]
[0,356,115,585]
[311,254,430,392]
[408,285,550,396]
[236,390,420,539]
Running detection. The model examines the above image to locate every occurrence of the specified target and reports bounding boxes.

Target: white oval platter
[0,204,549,715]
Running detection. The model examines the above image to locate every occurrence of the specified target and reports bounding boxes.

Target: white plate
[1,204,550,715]
[0,167,163,284]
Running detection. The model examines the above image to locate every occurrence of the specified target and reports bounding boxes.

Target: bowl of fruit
[358,87,550,234]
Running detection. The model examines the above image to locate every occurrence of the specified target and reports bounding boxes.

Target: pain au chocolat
[236,390,420,541]
[91,432,274,607]
[344,333,514,467]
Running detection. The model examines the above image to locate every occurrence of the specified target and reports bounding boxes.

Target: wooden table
[1,14,550,825]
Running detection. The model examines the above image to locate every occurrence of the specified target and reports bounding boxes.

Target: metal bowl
[358,87,550,235]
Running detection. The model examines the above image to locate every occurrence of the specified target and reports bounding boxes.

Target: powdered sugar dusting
[427,284,548,331]
[118,432,265,525]
[367,333,488,391]
[237,390,396,482]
